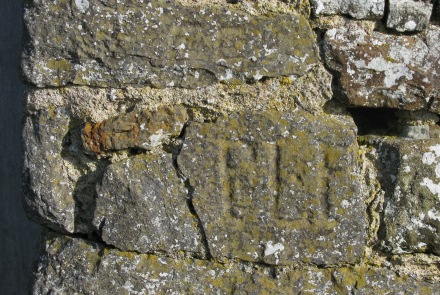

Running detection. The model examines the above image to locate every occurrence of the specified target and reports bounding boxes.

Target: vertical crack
[171,125,213,260]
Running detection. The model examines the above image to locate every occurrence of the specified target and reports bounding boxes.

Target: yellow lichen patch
[46,59,72,72]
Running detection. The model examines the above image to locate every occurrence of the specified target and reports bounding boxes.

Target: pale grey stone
[23,106,105,234]
[310,0,384,19]
[400,125,430,139]
[22,0,319,88]
[23,107,76,233]
[324,25,440,113]
[93,152,203,255]
[387,0,433,32]
[368,138,440,255]
[178,110,365,266]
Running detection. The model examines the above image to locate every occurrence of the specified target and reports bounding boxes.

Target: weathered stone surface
[367,137,440,255]
[23,106,104,234]
[32,232,438,294]
[387,0,433,32]
[82,105,188,154]
[178,110,365,266]
[23,107,76,233]
[324,25,440,112]
[93,153,203,255]
[24,64,333,120]
[310,0,384,19]
[22,0,319,88]
[400,125,430,139]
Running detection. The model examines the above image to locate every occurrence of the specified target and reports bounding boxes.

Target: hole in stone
[260,76,271,83]
[349,107,398,136]
[128,147,145,155]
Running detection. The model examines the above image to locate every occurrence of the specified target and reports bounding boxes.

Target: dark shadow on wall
[0,0,42,294]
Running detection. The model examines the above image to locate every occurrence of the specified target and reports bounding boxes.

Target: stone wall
[22,0,440,293]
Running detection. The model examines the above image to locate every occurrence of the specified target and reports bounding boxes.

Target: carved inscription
[219,139,332,221]
[178,111,365,265]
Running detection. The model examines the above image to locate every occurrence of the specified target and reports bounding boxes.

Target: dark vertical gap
[274,143,281,219]
[383,0,390,26]
[432,0,440,23]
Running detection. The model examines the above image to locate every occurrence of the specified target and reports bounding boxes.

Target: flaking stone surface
[310,0,384,19]
[31,232,439,294]
[93,152,203,255]
[368,137,440,255]
[22,0,319,88]
[324,24,440,112]
[178,110,365,266]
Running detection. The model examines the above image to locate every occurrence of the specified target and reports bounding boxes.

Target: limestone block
[369,138,440,255]
[23,107,76,233]
[31,232,438,294]
[324,25,440,112]
[22,0,319,88]
[387,0,433,32]
[310,0,385,19]
[82,105,188,155]
[178,110,365,266]
[93,153,203,255]
[23,106,105,234]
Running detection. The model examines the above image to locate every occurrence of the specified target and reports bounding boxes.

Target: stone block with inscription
[178,110,365,265]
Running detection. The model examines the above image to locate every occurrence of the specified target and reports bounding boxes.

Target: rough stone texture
[324,24,440,112]
[22,0,319,88]
[310,0,384,19]
[23,106,77,233]
[22,0,440,291]
[24,64,333,119]
[400,125,430,139]
[387,0,433,32]
[82,105,188,154]
[178,110,365,266]
[23,105,109,234]
[93,152,203,255]
[32,232,439,294]
[366,137,440,255]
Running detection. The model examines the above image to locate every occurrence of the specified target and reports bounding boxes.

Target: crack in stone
[171,124,213,260]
